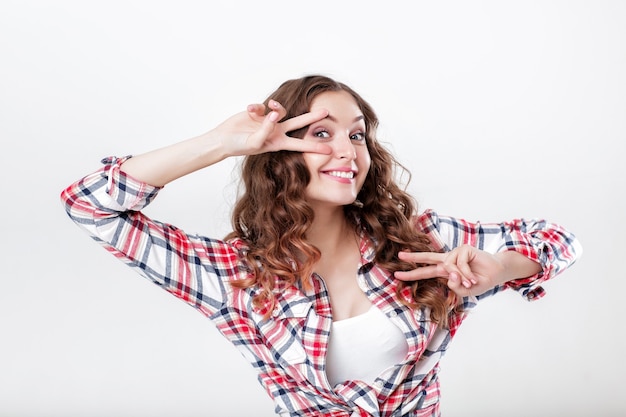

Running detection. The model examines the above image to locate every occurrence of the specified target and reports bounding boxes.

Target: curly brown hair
[226,75,459,327]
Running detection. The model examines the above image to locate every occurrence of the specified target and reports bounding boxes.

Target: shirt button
[374,380,384,388]
[272,308,280,317]
[389,310,398,317]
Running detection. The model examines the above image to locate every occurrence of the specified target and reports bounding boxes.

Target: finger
[398,251,445,265]
[442,261,473,289]
[247,103,267,121]
[280,108,329,133]
[246,110,281,147]
[440,249,476,288]
[447,272,469,294]
[394,265,445,281]
[456,248,478,284]
[279,137,332,154]
[268,100,288,121]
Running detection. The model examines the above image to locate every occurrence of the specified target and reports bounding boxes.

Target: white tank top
[325,306,408,387]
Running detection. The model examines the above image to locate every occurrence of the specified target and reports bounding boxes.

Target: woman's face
[301,90,371,210]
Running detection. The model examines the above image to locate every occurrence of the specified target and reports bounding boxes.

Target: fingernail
[268,111,278,122]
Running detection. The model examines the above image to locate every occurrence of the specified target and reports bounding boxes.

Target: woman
[60,75,582,416]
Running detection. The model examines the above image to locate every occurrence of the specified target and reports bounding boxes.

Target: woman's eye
[350,132,366,142]
[314,130,330,138]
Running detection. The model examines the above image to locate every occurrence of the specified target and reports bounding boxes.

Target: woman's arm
[119,101,330,187]
[60,101,331,315]
[60,156,244,316]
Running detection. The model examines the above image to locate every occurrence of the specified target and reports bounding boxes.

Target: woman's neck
[306,206,355,255]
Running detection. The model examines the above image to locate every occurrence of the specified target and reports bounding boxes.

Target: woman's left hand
[394,245,507,297]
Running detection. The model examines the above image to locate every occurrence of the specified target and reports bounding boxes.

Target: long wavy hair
[226,75,459,327]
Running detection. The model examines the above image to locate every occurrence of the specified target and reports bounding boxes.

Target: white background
[1,1,624,416]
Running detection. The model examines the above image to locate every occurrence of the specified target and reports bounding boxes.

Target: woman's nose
[333,133,357,160]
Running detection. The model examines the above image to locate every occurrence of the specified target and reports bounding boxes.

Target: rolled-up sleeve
[415,209,583,301]
[60,156,244,317]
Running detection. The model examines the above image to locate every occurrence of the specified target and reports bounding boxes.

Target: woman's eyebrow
[324,114,365,123]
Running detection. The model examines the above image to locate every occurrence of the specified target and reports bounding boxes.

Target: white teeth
[327,171,354,179]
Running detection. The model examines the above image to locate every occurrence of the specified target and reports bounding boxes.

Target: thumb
[248,111,279,150]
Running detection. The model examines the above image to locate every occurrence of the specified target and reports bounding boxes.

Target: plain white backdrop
[1,1,624,416]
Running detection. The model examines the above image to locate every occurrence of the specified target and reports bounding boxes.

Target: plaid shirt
[60,156,582,417]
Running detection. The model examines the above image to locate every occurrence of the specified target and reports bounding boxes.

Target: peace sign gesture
[216,99,332,157]
[394,245,541,298]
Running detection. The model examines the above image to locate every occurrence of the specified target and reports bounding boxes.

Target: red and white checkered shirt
[60,156,582,417]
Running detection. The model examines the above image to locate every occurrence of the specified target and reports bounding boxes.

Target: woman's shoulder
[226,236,250,252]
[413,209,440,230]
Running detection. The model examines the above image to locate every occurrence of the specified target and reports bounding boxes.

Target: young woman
[61,75,582,416]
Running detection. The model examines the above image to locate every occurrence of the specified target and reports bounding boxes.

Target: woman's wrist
[494,251,542,284]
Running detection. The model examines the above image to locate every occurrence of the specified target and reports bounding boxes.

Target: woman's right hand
[118,100,332,187]
[213,100,332,157]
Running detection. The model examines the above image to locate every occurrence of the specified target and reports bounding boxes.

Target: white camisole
[325,306,408,387]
